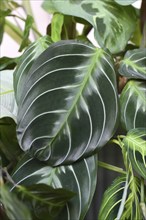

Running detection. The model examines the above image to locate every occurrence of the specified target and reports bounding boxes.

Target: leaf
[120,80,146,131]
[14,35,52,103]
[0,70,17,122]
[0,56,18,70]
[15,184,75,220]
[19,15,34,52]
[15,40,119,165]
[119,48,146,80]
[42,0,137,53]
[123,128,146,179]
[51,13,64,42]
[0,117,21,161]
[0,185,32,220]
[0,9,11,44]
[98,175,128,220]
[114,0,138,5]
[11,154,98,220]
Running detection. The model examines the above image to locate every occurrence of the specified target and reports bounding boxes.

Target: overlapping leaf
[119,49,146,80]
[120,80,146,131]
[114,0,138,5]
[0,70,17,122]
[42,0,137,53]
[14,35,52,103]
[123,128,146,179]
[16,40,119,165]
[11,154,98,220]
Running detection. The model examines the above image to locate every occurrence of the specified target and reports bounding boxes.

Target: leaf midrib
[49,48,103,147]
[123,59,146,74]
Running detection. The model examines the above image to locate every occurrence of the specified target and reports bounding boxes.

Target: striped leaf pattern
[123,128,146,179]
[120,80,146,131]
[14,35,52,103]
[119,49,146,80]
[16,40,119,165]
[42,0,136,53]
[11,154,98,220]
[0,70,17,122]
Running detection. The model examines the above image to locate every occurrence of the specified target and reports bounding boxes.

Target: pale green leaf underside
[120,80,146,131]
[123,128,146,179]
[0,70,17,122]
[119,49,146,80]
[11,154,98,220]
[114,0,138,5]
[42,0,136,53]
[16,40,119,165]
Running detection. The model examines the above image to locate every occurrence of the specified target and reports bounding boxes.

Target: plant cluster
[0,0,146,220]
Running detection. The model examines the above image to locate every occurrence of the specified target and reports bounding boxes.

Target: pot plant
[0,0,146,219]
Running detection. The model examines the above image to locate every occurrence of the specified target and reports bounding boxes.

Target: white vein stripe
[128,50,145,60]
[66,204,70,220]
[12,157,33,176]
[20,65,88,106]
[134,56,146,63]
[19,84,80,125]
[133,104,139,129]
[123,93,131,130]
[84,159,91,196]
[69,166,81,219]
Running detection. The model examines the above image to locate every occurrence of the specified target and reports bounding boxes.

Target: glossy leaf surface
[14,35,52,103]
[119,49,146,80]
[16,40,119,165]
[11,154,98,220]
[120,80,146,131]
[0,70,17,122]
[123,128,146,179]
[42,0,136,53]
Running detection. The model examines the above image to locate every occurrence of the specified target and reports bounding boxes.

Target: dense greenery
[0,0,146,219]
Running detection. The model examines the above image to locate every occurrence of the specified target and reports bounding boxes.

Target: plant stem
[98,161,126,175]
[140,177,146,219]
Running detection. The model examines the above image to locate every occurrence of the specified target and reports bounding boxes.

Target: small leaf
[123,128,146,179]
[11,154,98,220]
[51,13,64,42]
[120,80,146,131]
[119,48,146,80]
[0,185,32,220]
[0,56,18,70]
[0,70,17,122]
[19,15,34,52]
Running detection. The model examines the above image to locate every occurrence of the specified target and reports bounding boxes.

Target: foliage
[0,0,146,220]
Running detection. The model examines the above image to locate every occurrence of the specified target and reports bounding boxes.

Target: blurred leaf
[42,0,137,53]
[0,56,18,70]
[120,80,146,131]
[19,15,34,52]
[119,48,146,80]
[0,185,32,220]
[123,128,146,179]
[114,0,138,5]
[0,9,11,44]
[0,70,17,122]
[131,20,142,47]
[0,117,21,161]
[51,13,64,42]
[11,154,98,220]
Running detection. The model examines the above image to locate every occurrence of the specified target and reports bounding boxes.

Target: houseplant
[0,0,146,219]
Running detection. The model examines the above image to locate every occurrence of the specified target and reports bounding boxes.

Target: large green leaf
[16,40,119,165]
[119,49,146,80]
[11,154,98,220]
[14,35,52,103]
[98,174,142,220]
[120,80,146,131]
[0,70,17,122]
[42,0,137,53]
[123,128,146,179]
[114,0,138,5]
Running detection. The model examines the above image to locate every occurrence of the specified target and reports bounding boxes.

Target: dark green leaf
[19,15,34,52]
[120,80,146,131]
[0,185,32,220]
[0,70,17,121]
[42,0,137,53]
[114,0,138,5]
[0,56,18,70]
[51,13,64,42]
[119,49,146,80]
[11,154,98,220]
[14,35,52,103]
[0,117,21,161]
[15,40,119,165]
[123,128,146,179]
